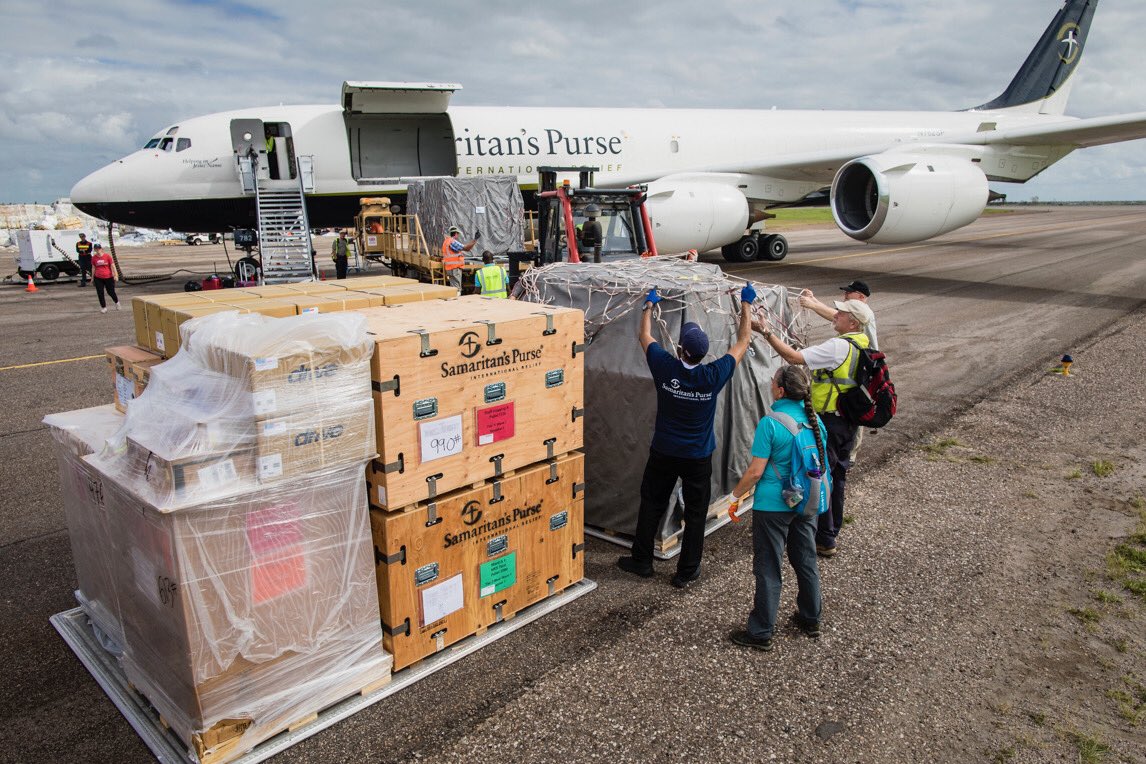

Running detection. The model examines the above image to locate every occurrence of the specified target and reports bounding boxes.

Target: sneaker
[616,556,654,578]
[100,307,107,314]
[816,544,837,558]
[671,569,701,589]
[729,630,773,651]
[114,302,121,310]
[789,612,822,639]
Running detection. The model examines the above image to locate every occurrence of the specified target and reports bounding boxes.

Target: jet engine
[830,154,988,244]
[644,180,750,254]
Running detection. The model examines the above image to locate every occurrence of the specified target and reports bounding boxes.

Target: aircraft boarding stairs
[236,148,316,284]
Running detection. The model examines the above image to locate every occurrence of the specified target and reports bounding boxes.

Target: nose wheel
[235,256,261,282]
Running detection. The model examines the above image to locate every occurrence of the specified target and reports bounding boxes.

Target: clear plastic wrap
[75,311,391,761]
[44,404,128,651]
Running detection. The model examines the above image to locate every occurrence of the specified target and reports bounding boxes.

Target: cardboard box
[130,356,165,400]
[161,304,250,358]
[229,299,298,319]
[371,452,584,671]
[132,295,208,354]
[125,435,258,504]
[279,283,346,295]
[91,460,391,761]
[255,399,375,482]
[339,275,416,289]
[105,345,164,412]
[360,296,584,509]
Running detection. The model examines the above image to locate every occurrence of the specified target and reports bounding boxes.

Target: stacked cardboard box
[81,311,391,762]
[131,277,455,357]
[360,296,588,670]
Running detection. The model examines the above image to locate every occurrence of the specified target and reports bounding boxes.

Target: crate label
[246,504,306,603]
[420,573,463,626]
[301,306,320,315]
[475,402,515,446]
[154,330,165,352]
[254,357,278,372]
[367,235,378,246]
[375,484,387,506]
[197,459,239,489]
[419,414,463,463]
[115,373,135,406]
[252,389,277,415]
[258,454,283,479]
[479,552,517,597]
[261,420,287,436]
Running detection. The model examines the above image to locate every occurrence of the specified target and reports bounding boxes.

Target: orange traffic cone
[25,274,38,293]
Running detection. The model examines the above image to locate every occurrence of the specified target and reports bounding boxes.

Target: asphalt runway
[1,205,1144,763]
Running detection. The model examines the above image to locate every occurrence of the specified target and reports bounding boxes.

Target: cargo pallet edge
[585,494,752,560]
[52,578,597,764]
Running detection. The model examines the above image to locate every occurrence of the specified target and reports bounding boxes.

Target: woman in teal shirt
[727,365,828,652]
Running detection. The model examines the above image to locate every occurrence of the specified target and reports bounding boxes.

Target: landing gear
[760,234,789,261]
[720,234,759,263]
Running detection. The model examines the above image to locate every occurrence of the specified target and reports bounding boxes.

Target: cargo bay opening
[343,82,459,181]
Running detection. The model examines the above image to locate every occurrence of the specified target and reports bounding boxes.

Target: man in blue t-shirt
[617,283,756,588]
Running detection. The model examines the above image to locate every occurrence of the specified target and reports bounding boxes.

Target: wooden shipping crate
[360,296,584,509]
[355,283,456,305]
[371,451,585,671]
[105,345,163,412]
[342,275,417,289]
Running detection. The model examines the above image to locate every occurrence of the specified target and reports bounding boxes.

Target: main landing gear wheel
[720,235,759,263]
[760,234,789,261]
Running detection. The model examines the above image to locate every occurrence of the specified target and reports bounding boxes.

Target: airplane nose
[70,165,114,205]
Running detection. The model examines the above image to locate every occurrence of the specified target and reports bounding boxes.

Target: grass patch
[921,437,963,455]
[1093,590,1123,605]
[1113,638,1129,653]
[1065,467,1083,480]
[1106,687,1144,726]
[1029,711,1046,727]
[970,454,996,464]
[1092,460,1116,477]
[842,515,854,527]
[1129,495,1145,510]
[1066,731,1112,763]
[1068,607,1102,624]
[992,746,1015,763]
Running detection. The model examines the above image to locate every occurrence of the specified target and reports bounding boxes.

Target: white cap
[834,299,874,327]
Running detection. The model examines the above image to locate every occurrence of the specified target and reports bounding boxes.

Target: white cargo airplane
[71,0,1146,262]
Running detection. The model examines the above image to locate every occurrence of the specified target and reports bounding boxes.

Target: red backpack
[836,338,897,428]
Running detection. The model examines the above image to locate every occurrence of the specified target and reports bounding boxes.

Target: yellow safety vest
[477,264,507,298]
[810,332,869,413]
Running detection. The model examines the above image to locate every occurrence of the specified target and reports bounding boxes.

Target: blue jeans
[747,509,821,639]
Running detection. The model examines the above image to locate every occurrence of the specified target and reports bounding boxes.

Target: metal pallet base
[51,578,597,764]
[586,508,744,560]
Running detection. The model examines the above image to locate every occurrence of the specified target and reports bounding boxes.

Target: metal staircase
[255,174,315,284]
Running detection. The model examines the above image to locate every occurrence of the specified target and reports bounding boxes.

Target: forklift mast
[535,166,657,265]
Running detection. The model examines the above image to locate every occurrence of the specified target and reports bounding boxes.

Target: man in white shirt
[754,299,875,557]
[800,279,878,349]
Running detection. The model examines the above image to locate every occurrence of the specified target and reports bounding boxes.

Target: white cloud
[0,0,1144,202]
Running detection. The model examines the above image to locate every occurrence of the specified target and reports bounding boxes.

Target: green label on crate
[479,552,516,597]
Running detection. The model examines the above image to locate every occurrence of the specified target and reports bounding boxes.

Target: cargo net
[512,256,810,349]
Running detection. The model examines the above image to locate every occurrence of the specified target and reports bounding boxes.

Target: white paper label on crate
[301,306,320,315]
[254,357,278,372]
[154,330,165,352]
[375,484,387,506]
[198,459,239,489]
[367,235,378,246]
[252,389,277,415]
[261,421,287,437]
[419,414,463,463]
[115,373,134,406]
[420,573,463,626]
[258,454,283,480]
[475,206,486,214]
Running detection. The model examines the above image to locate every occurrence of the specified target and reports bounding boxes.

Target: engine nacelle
[644,180,750,254]
[830,154,988,244]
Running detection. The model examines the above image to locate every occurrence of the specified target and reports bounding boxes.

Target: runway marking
[0,354,105,372]
[729,210,1146,269]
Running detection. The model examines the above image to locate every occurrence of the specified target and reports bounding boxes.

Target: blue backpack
[767,411,831,517]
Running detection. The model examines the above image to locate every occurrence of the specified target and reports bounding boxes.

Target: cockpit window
[166,126,179,136]
[144,138,161,149]
[176,138,191,152]
[159,137,174,151]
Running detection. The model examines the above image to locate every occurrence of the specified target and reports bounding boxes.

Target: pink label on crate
[246,503,304,556]
[475,402,515,446]
[251,547,306,604]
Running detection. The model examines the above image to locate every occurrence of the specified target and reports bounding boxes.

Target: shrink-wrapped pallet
[44,405,127,651]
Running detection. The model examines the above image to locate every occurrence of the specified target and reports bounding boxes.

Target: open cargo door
[342,82,460,181]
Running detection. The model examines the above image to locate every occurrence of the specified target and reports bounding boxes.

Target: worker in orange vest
[440,225,479,291]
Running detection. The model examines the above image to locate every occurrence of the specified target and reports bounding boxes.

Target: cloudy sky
[2,0,1145,204]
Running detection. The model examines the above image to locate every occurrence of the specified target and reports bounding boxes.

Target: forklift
[535,166,656,264]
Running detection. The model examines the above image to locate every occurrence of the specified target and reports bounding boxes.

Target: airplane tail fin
[972,0,1098,115]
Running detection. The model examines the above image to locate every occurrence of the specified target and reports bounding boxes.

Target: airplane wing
[986,111,1146,148]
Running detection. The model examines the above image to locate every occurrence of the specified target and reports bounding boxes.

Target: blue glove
[645,288,661,305]
[740,282,757,304]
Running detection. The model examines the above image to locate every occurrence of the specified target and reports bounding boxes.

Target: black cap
[840,280,871,297]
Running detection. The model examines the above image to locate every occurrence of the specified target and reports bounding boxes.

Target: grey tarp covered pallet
[405,176,525,258]
[514,259,800,557]
[51,578,597,764]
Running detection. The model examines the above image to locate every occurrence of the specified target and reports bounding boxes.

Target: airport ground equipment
[230,119,316,284]
[535,166,656,266]
[14,229,91,281]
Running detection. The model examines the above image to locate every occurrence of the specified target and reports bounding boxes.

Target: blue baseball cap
[680,322,709,360]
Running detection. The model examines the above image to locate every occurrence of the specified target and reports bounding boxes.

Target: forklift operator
[578,204,604,263]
